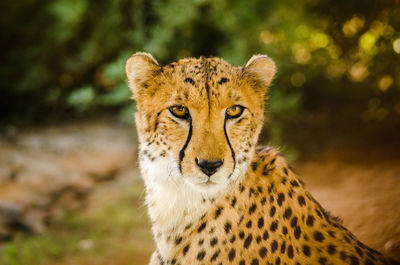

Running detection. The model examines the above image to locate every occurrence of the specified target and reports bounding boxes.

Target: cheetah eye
[225,105,244,119]
[169,105,190,119]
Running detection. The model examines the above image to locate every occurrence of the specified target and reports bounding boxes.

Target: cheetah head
[126,53,275,196]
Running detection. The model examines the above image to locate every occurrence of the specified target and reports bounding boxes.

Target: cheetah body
[125,52,396,265]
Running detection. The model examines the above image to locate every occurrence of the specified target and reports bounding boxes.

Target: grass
[0,182,154,265]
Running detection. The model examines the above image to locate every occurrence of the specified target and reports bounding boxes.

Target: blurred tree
[1,0,399,128]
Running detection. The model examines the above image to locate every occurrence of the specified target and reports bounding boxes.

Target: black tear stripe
[224,122,236,178]
[153,111,162,131]
[179,117,193,173]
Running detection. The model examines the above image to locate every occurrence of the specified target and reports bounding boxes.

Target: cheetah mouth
[197,179,218,186]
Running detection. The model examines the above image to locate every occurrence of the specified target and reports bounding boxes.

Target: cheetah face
[126,53,275,195]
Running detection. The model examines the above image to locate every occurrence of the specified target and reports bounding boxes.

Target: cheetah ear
[243,54,276,88]
[125,52,160,95]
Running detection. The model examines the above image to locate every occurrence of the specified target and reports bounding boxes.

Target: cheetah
[125,52,399,265]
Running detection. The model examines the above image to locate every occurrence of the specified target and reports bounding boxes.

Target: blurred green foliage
[1,0,400,125]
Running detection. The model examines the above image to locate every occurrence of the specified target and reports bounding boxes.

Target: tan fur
[126,53,396,265]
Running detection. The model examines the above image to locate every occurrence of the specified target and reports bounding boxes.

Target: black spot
[244,234,253,249]
[357,241,367,250]
[175,237,182,245]
[302,244,311,256]
[210,250,220,261]
[198,238,204,245]
[340,251,347,261]
[231,197,237,207]
[214,207,223,219]
[249,204,257,214]
[271,240,278,253]
[218,77,229,85]
[210,237,218,247]
[275,257,281,265]
[294,226,301,239]
[239,231,245,239]
[316,209,323,219]
[263,230,269,240]
[269,194,275,203]
[366,250,377,261]
[239,260,245,265]
[314,231,325,242]
[270,221,278,232]
[198,222,207,233]
[171,258,176,264]
[262,165,271,175]
[318,257,327,265]
[306,215,315,226]
[277,193,285,206]
[240,185,245,193]
[268,184,274,193]
[290,216,298,227]
[282,226,288,235]
[197,250,205,260]
[251,258,259,265]
[281,177,287,184]
[261,197,267,205]
[246,220,252,228]
[183,244,190,255]
[281,241,286,253]
[256,235,261,244]
[257,217,264,228]
[224,221,232,233]
[350,255,359,265]
[228,248,236,261]
[230,235,236,243]
[249,188,255,197]
[290,180,300,187]
[259,247,267,258]
[184,77,195,85]
[298,195,306,206]
[270,206,276,217]
[283,208,292,219]
[355,246,363,257]
[283,167,289,175]
[327,244,336,255]
[251,162,258,171]
[287,245,294,259]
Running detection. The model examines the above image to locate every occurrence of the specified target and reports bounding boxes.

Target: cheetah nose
[195,158,223,176]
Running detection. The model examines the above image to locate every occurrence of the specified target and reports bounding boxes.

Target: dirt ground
[0,119,399,262]
[295,156,400,259]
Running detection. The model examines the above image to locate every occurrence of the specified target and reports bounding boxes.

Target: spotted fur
[125,52,397,265]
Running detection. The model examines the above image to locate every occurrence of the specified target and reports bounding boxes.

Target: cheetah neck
[140,154,234,258]
[140,155,229,233]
